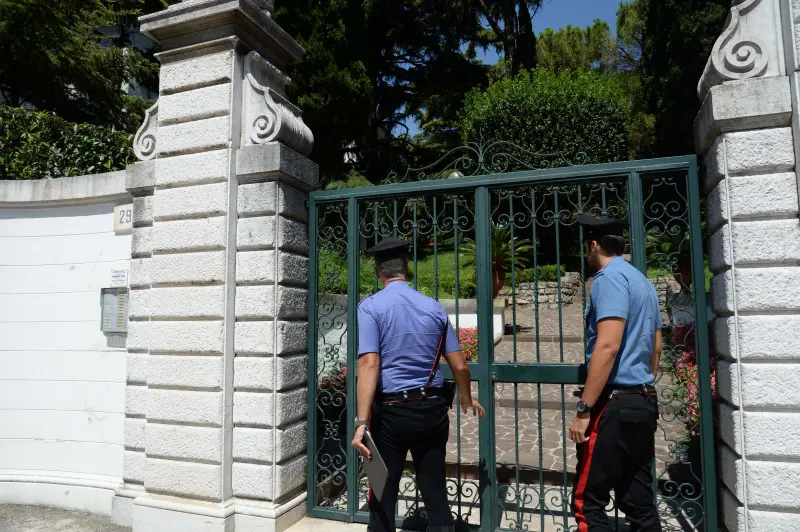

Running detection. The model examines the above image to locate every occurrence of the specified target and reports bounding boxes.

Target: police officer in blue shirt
[568,215,663,532]
[351,237,486,532]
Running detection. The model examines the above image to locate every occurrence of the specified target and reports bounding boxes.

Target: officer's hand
[352,426,371,461]
[569,414,591,444]
[462,398,486,417]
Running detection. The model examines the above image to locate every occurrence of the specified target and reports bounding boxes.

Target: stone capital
[694,75,792,154]
[140,0,303,69]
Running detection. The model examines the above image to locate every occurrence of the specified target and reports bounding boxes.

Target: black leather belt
[608,383,657,396]
[381,386,445,403]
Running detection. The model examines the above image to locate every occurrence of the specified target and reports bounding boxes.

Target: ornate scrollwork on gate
[643,172,712,531]
[385,136,586,184]
[314,202,350,509]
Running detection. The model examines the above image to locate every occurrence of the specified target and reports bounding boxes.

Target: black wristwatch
[576,400,592,414]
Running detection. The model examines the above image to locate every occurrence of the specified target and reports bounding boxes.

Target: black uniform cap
[577,214,627,240]
[365,237,411,260]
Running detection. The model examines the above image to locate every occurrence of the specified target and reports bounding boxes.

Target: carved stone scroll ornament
[243,51,314,155]
[133,101,158,161]
[697,0,770,100]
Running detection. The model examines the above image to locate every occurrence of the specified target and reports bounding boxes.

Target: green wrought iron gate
[307,147,717,531]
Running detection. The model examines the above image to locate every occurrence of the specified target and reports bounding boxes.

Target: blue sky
[405,0,623,135]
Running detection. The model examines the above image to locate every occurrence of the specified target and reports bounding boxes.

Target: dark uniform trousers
[367,396,453,532]
[571,390,662,532]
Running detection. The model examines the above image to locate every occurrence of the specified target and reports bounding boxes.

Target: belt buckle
[421,387,427,398]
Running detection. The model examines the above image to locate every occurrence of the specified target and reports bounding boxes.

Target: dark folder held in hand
[362,428,389,501]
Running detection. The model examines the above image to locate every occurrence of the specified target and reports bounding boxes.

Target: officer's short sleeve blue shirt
[357,281,460,394]
[585,257,661,386]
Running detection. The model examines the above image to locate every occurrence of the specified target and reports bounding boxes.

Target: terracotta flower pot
[472,265,506,299]
[492,265,506,299]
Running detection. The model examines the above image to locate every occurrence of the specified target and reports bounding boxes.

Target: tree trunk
[515,0,537,71]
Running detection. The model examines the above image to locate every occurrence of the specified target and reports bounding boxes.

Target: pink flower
[457,327,479,362]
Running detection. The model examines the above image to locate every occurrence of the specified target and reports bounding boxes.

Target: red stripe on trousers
[573,401,610,531]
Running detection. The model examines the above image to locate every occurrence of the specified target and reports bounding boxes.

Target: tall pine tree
[275,0,486,185]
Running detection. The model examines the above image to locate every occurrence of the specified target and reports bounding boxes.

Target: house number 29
[114,204,134,233]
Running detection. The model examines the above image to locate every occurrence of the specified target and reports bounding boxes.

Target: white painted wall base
[0,480,115,515]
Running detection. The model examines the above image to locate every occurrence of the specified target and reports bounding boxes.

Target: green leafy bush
[318,249,478,300]
[0,105,135,180]
[517,265,566,283]
[412,272,474,300]
[461,69,630,166]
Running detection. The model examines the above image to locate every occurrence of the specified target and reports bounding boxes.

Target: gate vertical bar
[346,196,360,517]
[627,171,647,274]
[687,159,718,531]
[453,196,464,519]
[475,186,496,531]
[307,196,319,514]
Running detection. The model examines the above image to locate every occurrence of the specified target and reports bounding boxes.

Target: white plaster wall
[0,195,130,514]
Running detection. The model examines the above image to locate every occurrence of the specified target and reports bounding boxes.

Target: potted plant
[459,225,533,299]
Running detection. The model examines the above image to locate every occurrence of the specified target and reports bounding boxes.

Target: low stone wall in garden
[499,272,682,310]
[498,272,582,308]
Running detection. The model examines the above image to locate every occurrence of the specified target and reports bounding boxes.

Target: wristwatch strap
[354,418,368,428]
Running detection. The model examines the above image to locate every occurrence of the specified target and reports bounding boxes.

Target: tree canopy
[0,0,177,132]
[274,0,489,186]
[640,0,730,156]
[0,0,734,182]
[536,20,617,73]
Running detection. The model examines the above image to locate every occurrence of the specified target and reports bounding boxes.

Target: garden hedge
[0,105,135,180]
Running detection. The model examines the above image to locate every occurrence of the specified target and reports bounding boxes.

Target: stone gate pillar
[113,1,317,530]
[696,0,800,530]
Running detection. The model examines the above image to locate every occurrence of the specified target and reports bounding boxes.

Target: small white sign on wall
[110,269,128,287]
[114,204,133,233]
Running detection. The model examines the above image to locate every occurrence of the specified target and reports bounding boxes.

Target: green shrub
[0,105,135,180]
[461,69,630,167]
[458,279,477,299]
[411,271,477,300]
[517,265,566,283]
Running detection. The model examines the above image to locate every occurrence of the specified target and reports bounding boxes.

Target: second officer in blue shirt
[351,237,485,532]
[568,215,663,531]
